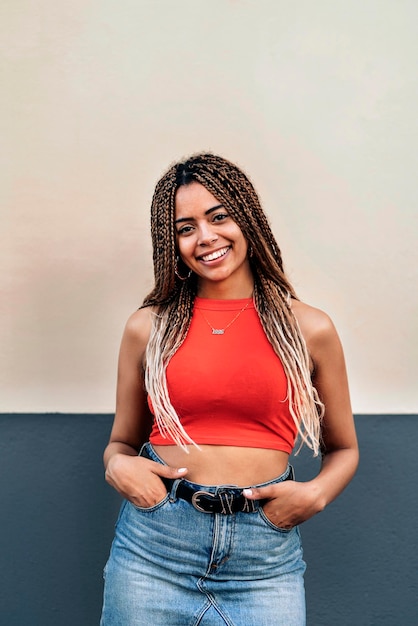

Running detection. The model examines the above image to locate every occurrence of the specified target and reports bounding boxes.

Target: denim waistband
[140,442,294,514]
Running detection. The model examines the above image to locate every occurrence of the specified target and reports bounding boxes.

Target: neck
[197,280,254,300]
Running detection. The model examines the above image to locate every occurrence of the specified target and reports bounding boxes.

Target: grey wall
[0,414,417,626]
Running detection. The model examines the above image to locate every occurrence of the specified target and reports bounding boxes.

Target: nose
[198,223,218,246]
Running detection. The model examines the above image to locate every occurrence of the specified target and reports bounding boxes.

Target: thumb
[153,463,188,479]
[242,485,276,500]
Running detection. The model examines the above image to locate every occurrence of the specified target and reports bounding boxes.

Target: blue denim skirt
[101,443,306,626]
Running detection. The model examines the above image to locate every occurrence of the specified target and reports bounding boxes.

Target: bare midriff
[153,444,290,486]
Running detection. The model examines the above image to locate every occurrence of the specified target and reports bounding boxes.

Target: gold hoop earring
[175,256,192,281]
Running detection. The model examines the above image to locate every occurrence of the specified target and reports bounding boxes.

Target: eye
[212,212,229,223]
[176,224,194,236]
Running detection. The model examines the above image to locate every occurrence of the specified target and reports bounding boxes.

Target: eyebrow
[174,204,224,225]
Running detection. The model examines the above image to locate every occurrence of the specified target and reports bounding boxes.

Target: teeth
[201,247,230,262]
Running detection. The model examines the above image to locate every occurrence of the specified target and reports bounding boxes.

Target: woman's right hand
[105,453,188,508]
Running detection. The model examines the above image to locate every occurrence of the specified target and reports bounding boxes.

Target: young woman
[101,153,358,626]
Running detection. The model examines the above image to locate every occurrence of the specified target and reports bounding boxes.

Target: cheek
[235,230,249,254]
[177,238,194,258]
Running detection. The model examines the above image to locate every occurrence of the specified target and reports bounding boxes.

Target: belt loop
[168,478,182,503]
[139,442,149,458]
[241,497,257,513]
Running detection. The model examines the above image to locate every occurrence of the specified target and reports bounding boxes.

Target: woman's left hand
[243,480,326,529]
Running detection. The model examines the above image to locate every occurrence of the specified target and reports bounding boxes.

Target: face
[174,182,253,296]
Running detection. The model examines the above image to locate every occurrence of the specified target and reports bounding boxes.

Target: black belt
[140,446,294,515]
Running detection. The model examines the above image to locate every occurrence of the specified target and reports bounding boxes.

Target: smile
[199,246,231,262]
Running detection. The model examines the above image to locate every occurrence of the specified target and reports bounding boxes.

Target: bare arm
[104,308,188,506]
[304,307,359,507]
[244,303,359,528]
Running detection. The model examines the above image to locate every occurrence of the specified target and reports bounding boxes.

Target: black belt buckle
[190,488,255,514]
[191,490,222,514]
[190,489,244,514]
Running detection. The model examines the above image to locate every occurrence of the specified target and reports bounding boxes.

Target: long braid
[142,153,324,454]
[253,276,323,454]
[146,171,178,304]
[144,283,197,446]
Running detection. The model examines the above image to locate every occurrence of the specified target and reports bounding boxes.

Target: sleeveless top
[149,297,297,453]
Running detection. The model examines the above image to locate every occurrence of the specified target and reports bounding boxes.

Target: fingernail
[177,467,187,473]
[242,489,253,497]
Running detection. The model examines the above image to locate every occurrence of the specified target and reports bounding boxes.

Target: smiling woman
[100,153,358,626]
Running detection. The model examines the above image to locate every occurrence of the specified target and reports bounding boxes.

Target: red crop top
[149,297,297,453]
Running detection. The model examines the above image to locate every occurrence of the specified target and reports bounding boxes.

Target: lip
[197,246,231,263]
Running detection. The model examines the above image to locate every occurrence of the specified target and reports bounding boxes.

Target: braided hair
[143,153,324,454]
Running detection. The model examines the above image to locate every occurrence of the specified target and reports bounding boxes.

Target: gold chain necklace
[199,301,251,335]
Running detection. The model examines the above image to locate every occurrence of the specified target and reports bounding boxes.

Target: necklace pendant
[212,328,225,335]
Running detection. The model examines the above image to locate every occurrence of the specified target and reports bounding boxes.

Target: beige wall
[2,0,417,413]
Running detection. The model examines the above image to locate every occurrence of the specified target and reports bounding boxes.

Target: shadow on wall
[0,414,417,626]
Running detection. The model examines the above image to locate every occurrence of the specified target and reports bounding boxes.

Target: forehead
[174,182,221,217]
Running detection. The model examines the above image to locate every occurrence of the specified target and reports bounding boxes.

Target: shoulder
[122,306,154,348]
[290,299,340,354]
